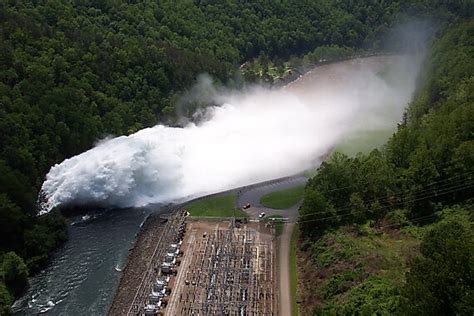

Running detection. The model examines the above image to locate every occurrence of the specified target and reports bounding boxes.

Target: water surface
[13,207,156,315]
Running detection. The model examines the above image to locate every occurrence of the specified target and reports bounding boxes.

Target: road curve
[236,175,308,220]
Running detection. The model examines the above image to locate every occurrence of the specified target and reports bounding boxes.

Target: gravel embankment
[107,213,166,315]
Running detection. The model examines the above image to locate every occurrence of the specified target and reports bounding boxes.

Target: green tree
[349,192,366,223]
[0,194,26,255]
[0,282,12,315]
[1,252,28,297]
[299,190,337,236]
[401,221,474,315]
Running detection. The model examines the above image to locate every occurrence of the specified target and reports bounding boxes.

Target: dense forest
[299,20,473,314]
[0,0,472,313]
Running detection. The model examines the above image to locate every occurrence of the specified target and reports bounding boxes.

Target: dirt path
[279,222,295,316]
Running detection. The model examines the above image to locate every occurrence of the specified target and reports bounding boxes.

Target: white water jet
[39,55,422,214]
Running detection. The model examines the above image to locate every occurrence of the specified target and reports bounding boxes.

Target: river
[12,207,159,315]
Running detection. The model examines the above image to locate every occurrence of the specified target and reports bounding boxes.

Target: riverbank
[13,207,155,315]
[107,213,168,315]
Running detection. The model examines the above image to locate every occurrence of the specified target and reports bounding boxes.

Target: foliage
[319,270,361,300]
[298,220,420,315]
[24,210,68,273]
[385,209,411,227]
[401,221,474,315]
[0,195,67,273]
[299,189,337,237]
[311,231,358,269]
[240,45,359,84]
[0,252,28,298]
[260,185,305,209]
[0,0,470,307]
[0,282,12,316]
[301,21,474,236]
[401,204,473,239]
[318,276,400,315]
[299,20,474,315]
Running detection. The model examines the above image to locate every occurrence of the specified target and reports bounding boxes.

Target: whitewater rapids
[39,55,422,214]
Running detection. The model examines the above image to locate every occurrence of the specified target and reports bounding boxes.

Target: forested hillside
[298,21,473,314]
[0,0,471,313]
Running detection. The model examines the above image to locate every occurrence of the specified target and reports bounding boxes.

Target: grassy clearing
[290,224,300,316]
[260,185,305,209]
[334,129,394,156]
[186,193,247,217]
[265,215,284,236]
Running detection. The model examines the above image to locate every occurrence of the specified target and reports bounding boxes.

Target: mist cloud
[39,55,422,214]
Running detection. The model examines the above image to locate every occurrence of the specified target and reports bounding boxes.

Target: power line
[248,171,474,210]
[303,169,474,195]
[297,181,474,224]
[293,182,474,225]
[376,213,439,229]
[298,176,473,218]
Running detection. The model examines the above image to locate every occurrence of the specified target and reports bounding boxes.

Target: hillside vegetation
[298,21,474,315]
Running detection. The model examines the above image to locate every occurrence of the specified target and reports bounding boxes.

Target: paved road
[279,223,295,316]
[181,174,307,315]
[237,175,307,316]
[236,175,308,220]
